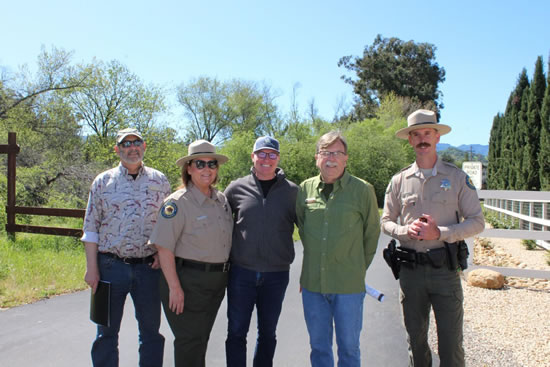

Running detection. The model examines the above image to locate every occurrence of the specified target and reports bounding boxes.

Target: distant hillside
[437,146,488,164]
[437,143,489,156]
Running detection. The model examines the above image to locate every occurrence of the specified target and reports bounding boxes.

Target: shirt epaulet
[399,164,413,173]
[169,188,188,201]
[442,160,459,169]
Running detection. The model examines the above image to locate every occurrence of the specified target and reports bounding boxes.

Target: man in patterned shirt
[82,128,171,367]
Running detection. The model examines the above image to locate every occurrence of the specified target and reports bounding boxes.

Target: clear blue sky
[1,0,549,146]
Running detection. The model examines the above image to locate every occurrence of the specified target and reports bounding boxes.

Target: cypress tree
[487,113,503,189]
[505,70,529,189]
[539,60,550,190]
[523,57,546,190]
[514,88,530,189]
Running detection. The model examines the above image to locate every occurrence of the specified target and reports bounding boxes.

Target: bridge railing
[467,189,550,279]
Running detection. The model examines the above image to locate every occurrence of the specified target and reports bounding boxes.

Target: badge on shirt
[465,175,476,190]
[161,201,178,219]
[440,179,451,191]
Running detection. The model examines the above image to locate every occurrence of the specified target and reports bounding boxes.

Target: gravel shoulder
[428,236,550,367]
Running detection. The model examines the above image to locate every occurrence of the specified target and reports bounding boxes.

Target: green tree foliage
[338,34,445,120]
[279,134,319,186]
[68,59,166,146]
[0,46,85,119]
[522,57,546,190]
[141,127,186,191]
[346,119,411,207]
[487,114,503,189]
[539,60,550,190]
[487,56,550,191]
[217,131,258,189]
[176,77,281,143]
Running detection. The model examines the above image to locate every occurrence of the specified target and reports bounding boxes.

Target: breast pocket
[432,192,458,206]
[401,194,418,208]
[190,216,209,236]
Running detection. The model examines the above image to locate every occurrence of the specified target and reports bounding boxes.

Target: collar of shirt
[405,156,452,179]
[117,162,144,177]
[250,166,285,178]
[188,183,222,206]
[314,170,350,192]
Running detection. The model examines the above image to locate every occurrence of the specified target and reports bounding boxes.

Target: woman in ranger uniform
[148,139,233,367]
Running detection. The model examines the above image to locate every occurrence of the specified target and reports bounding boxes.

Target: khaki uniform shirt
[381,157,484,252]
[148,183,233,263]
[81,163,171,257]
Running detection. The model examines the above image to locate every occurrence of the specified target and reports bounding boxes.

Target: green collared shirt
[296,171,380,294]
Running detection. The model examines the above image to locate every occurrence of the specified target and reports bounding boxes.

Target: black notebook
[90,280,111,327]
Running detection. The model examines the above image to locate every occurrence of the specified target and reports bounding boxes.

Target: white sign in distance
[462,161,485,189]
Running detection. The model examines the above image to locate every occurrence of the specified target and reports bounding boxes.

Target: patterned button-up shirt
[81,163,171,258]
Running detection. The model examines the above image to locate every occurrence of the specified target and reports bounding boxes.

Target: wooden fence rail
[2,132,85,239]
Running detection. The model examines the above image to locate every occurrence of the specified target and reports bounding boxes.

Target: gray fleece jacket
[224,167,298,272]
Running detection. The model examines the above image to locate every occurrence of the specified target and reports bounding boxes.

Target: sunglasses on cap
[191,159,218,169]
[118,139,144,148]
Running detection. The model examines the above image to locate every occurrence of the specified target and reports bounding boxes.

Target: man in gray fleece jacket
[224,136,298,367]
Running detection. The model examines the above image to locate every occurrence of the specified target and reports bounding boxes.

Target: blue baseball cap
[253,136,280,153]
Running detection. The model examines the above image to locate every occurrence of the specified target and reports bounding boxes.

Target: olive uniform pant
[160,265,228,367]
[399,264,464,367]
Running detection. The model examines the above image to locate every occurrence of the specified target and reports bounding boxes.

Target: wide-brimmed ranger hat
[176,139,229,167]
[395,109,451,139]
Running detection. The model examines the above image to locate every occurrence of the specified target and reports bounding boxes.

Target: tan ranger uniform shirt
[381,157,484,252]
[148,183,233,263]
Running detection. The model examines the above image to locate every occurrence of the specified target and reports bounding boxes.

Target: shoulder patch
[160,201,178,218]
[465,175,476,190]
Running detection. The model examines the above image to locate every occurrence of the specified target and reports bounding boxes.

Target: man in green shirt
[296,130,380,367]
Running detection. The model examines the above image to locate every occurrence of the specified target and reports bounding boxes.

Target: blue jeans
[302,288,365,367]
[91,253,164,367]
[225,265,290,367]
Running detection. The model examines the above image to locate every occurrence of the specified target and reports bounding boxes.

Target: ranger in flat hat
[148,139,232,367]
[381,109,484,367]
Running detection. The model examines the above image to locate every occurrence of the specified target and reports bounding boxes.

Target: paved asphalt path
[0,233,410,366]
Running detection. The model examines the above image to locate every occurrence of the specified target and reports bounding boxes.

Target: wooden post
[6,132,19,240]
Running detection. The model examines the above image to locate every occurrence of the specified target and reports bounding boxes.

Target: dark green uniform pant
[160,266,228,367]
[399,264,464,367]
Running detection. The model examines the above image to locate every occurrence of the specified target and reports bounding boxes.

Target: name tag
[196,215,207,221]
[149,185,162,191]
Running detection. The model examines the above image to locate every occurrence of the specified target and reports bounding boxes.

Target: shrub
[521,239,537,250]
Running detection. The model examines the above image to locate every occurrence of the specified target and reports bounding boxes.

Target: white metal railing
[467,190,550,279]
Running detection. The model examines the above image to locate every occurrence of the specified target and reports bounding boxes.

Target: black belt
[176,258,230,272]
[414,252,432,265]
[100,252,155,265]
[398,247,447,267]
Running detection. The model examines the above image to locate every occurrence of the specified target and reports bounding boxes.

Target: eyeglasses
[192,159,218,170]
[118,139,144,148]
[317,151,346,158]
[255,151,279,160]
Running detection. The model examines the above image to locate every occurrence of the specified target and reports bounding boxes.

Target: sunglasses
[255,151,279,160]
[192,159,218,170]
[118,139,144,148]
